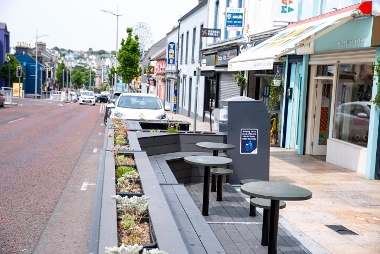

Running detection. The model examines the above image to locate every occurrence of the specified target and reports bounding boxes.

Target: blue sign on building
[167,42,176,65]
[225,8,244,28]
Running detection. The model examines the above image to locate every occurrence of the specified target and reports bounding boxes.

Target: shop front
[305,15,376,175]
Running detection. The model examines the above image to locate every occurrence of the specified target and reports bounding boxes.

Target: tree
[117,27,141,84]
[0,54,23,86]
[56,62,67,89]
[71,69,84,89]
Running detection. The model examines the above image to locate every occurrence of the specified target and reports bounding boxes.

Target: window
[180,34,184,64]
[182,77,186,107]
[185,31,189,64]
[166,81,171,103]
[332,63,373,147]
[191,27,196,63]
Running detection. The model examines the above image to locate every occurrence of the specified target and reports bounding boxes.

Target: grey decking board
[161,185,207,254]
[172,184,226,254]
[185,182,309,254]
[148,156,167,183]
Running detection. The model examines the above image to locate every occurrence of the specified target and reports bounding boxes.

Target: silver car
[79,91,96,105]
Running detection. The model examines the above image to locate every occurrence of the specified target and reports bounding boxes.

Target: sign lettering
[201,28,221,38]
[167,42,176,65]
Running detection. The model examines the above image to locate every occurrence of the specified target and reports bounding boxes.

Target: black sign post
[200,28,221,38]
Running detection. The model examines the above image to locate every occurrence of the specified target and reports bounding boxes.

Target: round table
[196,142,236,192]
[241,181,312,254]
[184,156,232,216]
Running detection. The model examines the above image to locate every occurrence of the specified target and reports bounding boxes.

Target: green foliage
[0,54,24,86]
[371,57,380,107]
[116,166,135,178]
[268,78,284,111]
[117,27,141,84]
[56,62,66,89]
[167,122,179,133]
[120,214,136,229]
[233,73,247,90]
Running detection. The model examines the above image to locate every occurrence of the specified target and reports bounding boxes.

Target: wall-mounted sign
[225,8,244,28]
[173,83,178,113]
[167,42,176,65]
[240,129,258,154]
[217,49,237,65]
[238,40,265,54]
[201,28,221,38]
[275,0,299,22]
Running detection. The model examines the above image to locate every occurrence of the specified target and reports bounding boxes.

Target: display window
[332,63,373,147]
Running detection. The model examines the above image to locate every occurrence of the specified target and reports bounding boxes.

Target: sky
[0,0,199,52]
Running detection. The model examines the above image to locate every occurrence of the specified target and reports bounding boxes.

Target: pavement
[167,111,380,254]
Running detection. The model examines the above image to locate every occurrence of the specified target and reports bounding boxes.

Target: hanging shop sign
[167,42,176,65]
[201,28,221,38]
[173,83,178,113]
[274,0,299,23]
[217,49,238,65]
[225,8,244,28]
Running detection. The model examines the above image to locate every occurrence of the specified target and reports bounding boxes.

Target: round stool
[240,178,263,216]
[211,168,233,201]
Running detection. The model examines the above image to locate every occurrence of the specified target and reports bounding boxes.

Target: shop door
[312,80,332,155]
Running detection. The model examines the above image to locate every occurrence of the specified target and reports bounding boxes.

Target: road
[0,98,107,254]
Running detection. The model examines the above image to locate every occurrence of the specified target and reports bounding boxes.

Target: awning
[228,3,370,71]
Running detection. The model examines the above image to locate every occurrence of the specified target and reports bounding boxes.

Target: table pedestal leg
[202,166,210,216]
[211,150,218,192]
[216,175,223,201]
[261,208,269,246]
[268,200,279,254]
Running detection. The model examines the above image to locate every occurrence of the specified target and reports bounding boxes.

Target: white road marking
[98,132,102,135]
[8,118,25,123]
[80,182,88,190]
[81,182,96,190]
[93,148,98,153]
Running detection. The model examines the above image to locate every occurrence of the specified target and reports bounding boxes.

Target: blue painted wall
[14,53,44,95]
[0,24,10,88]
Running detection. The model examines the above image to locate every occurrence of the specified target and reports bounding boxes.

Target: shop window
[332,63,373,147]
[317,65,334,76]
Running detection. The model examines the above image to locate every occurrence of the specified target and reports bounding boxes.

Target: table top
[184,156,232,167]
[196,142,236,151]
[241,181,312,201]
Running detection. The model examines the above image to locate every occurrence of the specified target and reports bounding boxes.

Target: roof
[150,47,166,61]
[178,0,207,22]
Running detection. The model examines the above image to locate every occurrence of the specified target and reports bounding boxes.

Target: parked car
[96,94,109,103]
[0,93,5,107]
[110,93,167,120]
[109,91,122,104]
[79,91,96,105]
[334,101,371,144]
[70,91,78,102]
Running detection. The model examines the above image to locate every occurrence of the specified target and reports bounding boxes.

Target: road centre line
[8,118,25,123]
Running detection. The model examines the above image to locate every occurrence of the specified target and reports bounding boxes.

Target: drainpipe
[176,20,181,114]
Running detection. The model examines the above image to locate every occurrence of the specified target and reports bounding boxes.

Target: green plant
[167,122,179,133]
[115,134,127,145]
[120,214,136,229]
[268,77,284,111]
[371,57,380,107]
[233,73,247,90]
[115,155,136,165]
[116,166,136,178]
[113,195,149,219]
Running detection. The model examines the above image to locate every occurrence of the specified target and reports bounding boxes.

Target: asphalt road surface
[0,98,107,254]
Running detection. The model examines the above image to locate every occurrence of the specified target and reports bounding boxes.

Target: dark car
[0,93,5,107]
[97,94,109,103]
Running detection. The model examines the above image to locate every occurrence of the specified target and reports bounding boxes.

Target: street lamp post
[35,30,48,99]
[7,56,10,87]
[101,6,122,91]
